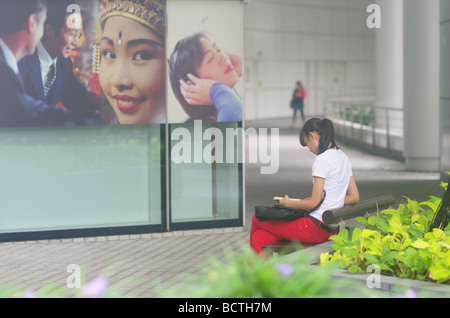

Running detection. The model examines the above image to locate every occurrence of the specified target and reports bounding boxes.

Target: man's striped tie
[44,63,56,97]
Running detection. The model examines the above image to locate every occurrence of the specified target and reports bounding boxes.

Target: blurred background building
[243,0,449,175]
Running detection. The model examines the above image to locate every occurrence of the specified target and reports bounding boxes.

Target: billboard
[166,0,243,123]
[0,0,243,127]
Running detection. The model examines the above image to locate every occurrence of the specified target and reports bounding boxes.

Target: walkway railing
[324,97,404,153]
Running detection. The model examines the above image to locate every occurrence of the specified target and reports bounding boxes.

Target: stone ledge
[329,268,450,296]
[0,227,245,245]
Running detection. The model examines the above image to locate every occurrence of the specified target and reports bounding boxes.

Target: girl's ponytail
[318,119,337,154]
[300,118,338,155]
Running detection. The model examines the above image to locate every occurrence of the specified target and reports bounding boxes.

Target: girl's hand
[180,74,217,106]
[279,195,290,207]
[227,53,242,77]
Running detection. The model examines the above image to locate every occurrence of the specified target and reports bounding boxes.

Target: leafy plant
[343,106,374,126]
[320,185,450,284]
[160,246,371,298]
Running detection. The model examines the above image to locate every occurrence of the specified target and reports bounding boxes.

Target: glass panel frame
[168,121,244,231]
[0,124,167,242]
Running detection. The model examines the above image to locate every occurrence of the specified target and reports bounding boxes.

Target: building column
[375,0,403,109]
[374,0,403,151]
[403,0,440,171]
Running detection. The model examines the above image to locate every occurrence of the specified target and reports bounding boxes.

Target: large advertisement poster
[94,0,167,125]
[166,0,244,123]
[0,0,167,127]
[0,0,243,128]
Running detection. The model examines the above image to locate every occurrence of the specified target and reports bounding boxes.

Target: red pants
[249,214,335,254]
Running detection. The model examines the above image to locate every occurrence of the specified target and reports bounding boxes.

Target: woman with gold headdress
[91,0,166,125]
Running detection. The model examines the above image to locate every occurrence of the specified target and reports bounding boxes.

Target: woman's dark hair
[0,0,47,37]
[300,118,338,155]
[168,31,217,121]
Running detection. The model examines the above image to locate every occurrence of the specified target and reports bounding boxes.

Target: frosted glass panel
[170,122,242,223]
[0,125,162,233]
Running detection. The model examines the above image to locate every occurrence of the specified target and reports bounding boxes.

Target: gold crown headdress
[99,0,166,39]
[92,0,166,73]
[90,0,166,102]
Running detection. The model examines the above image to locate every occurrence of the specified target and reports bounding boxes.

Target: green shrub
[320,183,450,284]
[160,246,372,298]
[343,107,374,126]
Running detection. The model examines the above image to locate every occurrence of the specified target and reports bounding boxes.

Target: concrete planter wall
[329,268,450,296]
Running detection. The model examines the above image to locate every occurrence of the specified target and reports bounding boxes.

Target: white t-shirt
[309,149,353,222]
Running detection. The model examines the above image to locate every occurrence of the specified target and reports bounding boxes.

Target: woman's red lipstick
[113,95,145,114]
[225,65,234,75]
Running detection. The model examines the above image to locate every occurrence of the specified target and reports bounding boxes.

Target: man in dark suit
[0,0,50,127]
[0,0,100,127]
[18,0,95,114]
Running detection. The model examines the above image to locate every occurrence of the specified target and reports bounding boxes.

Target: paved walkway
[0,119,443,297]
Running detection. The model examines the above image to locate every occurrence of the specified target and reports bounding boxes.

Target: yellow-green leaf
[432,228,446,240]
[388,214,403,233]
[411,214,421,223]
[411,240,430,249]
[429,265,450,281]
[319,252,330,265]
[351,227,362,242]
[361,229,381,240]
[419,201,438,212]
[380,209,397,215]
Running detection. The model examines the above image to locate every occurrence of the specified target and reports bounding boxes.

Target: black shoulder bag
[255,191,326,222]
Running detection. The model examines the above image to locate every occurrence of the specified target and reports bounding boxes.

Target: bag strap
[306,190,326,213]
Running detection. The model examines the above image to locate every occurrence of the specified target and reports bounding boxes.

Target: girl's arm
[280,175,359,209]
[180,74,242,122]
[345,176,359,205]
[209,82,242,122]
[280,177,325,210]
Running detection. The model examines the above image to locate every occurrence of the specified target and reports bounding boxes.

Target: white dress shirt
[36,42,58,85]
[0,38,19,75]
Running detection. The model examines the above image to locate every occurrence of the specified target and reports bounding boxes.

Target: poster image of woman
[91,0,166,125]
[168,31,242,123]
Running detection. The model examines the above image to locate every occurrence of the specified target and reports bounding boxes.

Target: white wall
[243,0,376,121]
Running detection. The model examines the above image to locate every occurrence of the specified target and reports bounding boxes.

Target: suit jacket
[0,47,48,127]
[18,51,94,113]
[0,48,101,127]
